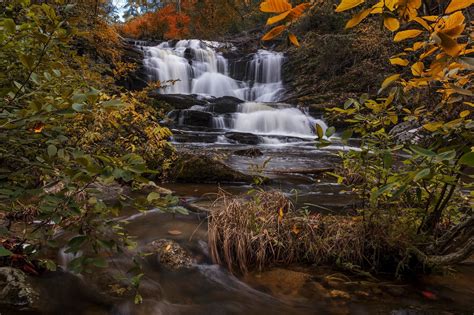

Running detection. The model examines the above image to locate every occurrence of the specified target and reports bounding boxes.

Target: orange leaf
[288,3,311,20]
[389,57,409,66]
[335,0,365,12]
[266,10,291,25]
[288,33,300,46]
[260,0,292,13]
[394,29,423,41]
[383,17,400,31]
[345,9,372,28]
[262,25,287,41]
[445,0,474,14]
[33,122,44,133]
[411,62,424,76]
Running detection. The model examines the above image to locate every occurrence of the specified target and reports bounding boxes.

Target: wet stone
[0,267,40,310]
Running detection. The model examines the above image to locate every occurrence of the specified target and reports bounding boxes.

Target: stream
[10,39,472,315]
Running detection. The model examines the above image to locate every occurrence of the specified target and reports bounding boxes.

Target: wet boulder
[170,109,214,128]
[148,93,209,110]
[225,132,260,145]
[0,267,39,311]
[207,96,244,114]
[170,153,252,183]
[146,239,193,270]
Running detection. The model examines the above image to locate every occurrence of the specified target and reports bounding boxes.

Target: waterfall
[230,103,327,138]
[141,40,284,102]
[139,39,328,142]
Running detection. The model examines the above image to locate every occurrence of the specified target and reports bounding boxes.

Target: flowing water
[12,40,472,315]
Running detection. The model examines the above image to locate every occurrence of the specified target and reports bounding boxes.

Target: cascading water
[139,39,326,142]
[141,40,284,102]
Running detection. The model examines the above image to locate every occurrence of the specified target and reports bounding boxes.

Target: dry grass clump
[209,190,413,274]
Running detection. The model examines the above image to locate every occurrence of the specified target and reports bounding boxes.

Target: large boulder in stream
[148,92,209,110]
[168,109,214,128]
[170,153,252,183]
[0,267,40,311]
[207,96,243,114]
[225,132,260,145]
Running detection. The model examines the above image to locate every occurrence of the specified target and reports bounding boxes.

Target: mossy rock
[170,153,253,183]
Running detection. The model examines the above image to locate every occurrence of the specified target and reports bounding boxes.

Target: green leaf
[67,235,87,252]
[0,246,13,257]
[383,151,393,169]
[341,129,353,143]
[325,126,336,137]
[459,152,474,167]
[3,19,16,33]
[147,192,161,202]
[414,168,430,181]
[47,144,57,157]
[90,257,108,268]
[72,103,84,112]
[410,145,436,157]
[374,182,398,198]
[436,150,456,161]
[172,206,189,215]
[19,54,35,70]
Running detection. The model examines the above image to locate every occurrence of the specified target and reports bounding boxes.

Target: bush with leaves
[0,0,177,298]
[259,0,473,271]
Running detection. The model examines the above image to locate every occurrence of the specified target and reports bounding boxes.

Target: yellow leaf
[422,15,439,22]
[394,29,423,41]
[389,57,409,66]
[389,114,398,124]
[262,25,287,41]
[384,17,400,31]
[419,46,437,60]
[412,17,431,31]
[288,33,300,46]
[345,8,372,28]
[423,122,443,131]
[460,110,470,118]
[266,10,291,25]
[445,0,474,14]
[260,0,292,13]
[437,31,465,56]
[385,0,398,11]
[335,0,365,12]
[288,3,311,20]
[379,74,400,92]
[443,11,465,29]
[463,102,474,107]
[411,62,424,76]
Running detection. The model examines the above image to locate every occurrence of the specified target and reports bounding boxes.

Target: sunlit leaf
[423,122,443,132]
[445,0,474,14]
[345,9,372,28]
[389,57,409,66]
[383,17,400,31]
[460,110,470,118]
[262,25,286,41]
[411,62,424,76]
[393,29,423,41]
[266,10,291,25]
[260,0,292,13]
[335,0,365,12]
[288,33,300,46]
[379,74,400,92]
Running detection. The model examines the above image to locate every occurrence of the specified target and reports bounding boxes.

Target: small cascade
[140,40,285,102]
[230,103,326,138]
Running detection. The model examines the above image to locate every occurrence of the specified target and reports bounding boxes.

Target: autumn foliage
[119,4,191,39]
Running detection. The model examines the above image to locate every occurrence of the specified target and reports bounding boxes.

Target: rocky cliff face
[281,4,397,116]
